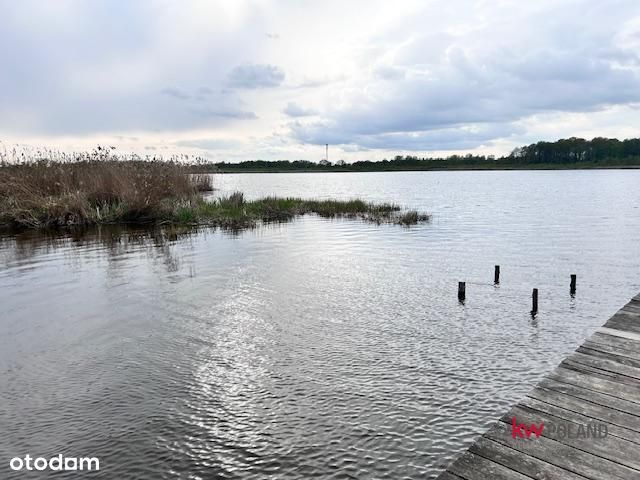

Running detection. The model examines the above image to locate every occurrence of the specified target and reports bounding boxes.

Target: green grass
[180,194,427,229]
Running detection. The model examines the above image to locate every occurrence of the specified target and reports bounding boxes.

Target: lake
[2,170,640,479]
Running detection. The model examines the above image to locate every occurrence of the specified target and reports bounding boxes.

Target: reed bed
[0,159,429,230]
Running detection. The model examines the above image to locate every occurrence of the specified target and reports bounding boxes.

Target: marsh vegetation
[0,159,428,230]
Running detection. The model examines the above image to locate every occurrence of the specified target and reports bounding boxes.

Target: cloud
[283,102,317,117]
[291,121,524,151]
[227,64,285,89]
[0,1,267,135]
[160,87,191,100]
[189,107,257,119]
[2,0,640,158]
[176,138,243,150]
[196,86,214,96]
[289,0,640,151]
[373,65,405,80]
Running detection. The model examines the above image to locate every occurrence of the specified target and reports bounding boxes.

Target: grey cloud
[160,87,191,100]
[196,86,214,96]
[283,102,317,117]
[0,1,266,135]
[227,64,285,89]
[291,121,523,151]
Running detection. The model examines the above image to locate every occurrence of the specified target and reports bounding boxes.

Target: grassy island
[0,160,428,230]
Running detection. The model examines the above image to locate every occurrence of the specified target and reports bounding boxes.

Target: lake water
[2,170,640,479]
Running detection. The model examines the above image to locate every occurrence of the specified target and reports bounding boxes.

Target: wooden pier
[437,292,640,480]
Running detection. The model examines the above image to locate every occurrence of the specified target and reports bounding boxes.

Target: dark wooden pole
[494,265,500,284]
[458,282,466,301]
[570,274,577,295]
[532,288,538,314]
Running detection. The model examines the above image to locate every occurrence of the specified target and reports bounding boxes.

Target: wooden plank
[620,303,640,315]
[468,436,587,480]
[565,352,640,381]
[536,377,640,417]
[576,345,640,369]
[560,360,640,386]
[519,393,640,443]
[588,332,640,352]
[581,341,640,362]
[500,404,640,471]
[548,367,640,404]
[447,451,533,480]
[604,313,640,335]
[437,472,464,480]
[594,328,640,343]
[484,421,640,480]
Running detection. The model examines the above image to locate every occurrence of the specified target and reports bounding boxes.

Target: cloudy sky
[2,0,640,162]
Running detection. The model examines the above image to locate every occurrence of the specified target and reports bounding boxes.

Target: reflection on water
[2,170,640,479]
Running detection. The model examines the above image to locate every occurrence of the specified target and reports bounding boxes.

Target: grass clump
[185,193,428,228]
[397,210,430,226]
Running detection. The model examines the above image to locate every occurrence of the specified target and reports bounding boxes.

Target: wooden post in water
[458,282,466,302]
[532,288,538,315]
[494,265,500,284]
[570,274,577,295]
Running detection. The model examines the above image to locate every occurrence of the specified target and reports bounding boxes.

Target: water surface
[2,170,640,479]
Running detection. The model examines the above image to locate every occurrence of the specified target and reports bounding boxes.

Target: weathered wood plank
[468,436,587,480]
[565,351,640,381]
[598,327,640,342]
[588,332,640,352]
[448,451,533,480]
[577,345,640,369]
[560,360,640,386]
[484,421,639,480]
[620,303,640,315]
[580,342,640,363]
[500,404,640,470]
[536,377,640,417]
[548,367,640,404]
[604,313,640,335]
[519,393,640,443]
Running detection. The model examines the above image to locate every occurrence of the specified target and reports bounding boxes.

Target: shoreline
[211,165,640,174]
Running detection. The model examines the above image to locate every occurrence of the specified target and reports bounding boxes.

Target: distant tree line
[205,137,640,172]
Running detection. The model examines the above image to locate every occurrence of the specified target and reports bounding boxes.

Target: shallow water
[2,170,640,479]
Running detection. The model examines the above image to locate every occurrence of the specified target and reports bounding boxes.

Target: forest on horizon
[211,137,640,172]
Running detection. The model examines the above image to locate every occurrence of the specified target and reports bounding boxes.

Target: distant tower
[325,144,329,163]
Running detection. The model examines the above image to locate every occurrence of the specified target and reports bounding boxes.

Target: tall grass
[0,157,429,230]
[191,174,214,192]
[0,159,205,228]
